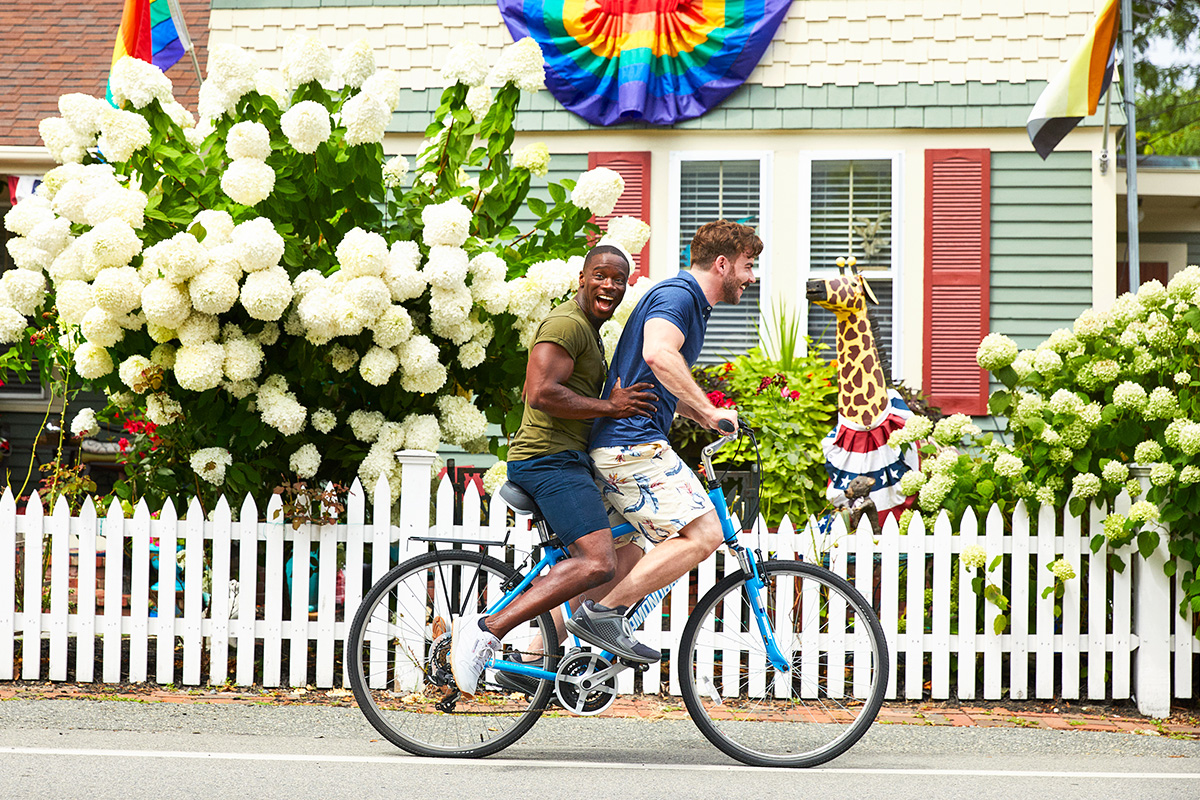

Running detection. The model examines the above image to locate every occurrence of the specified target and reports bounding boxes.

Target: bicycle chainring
[554,650,617,716]
[428,629,453,687]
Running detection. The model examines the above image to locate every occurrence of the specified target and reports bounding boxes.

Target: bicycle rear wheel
[347,550,558,758]
[678,559,888,768]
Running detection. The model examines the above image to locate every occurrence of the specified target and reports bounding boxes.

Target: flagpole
[166,0,204,86]
[1121,0,1140,287]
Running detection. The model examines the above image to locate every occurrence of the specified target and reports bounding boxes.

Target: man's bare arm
[641,318,736,432]
[526,341,656,420]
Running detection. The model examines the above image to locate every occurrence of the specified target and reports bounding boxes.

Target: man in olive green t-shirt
[451,244,658,696]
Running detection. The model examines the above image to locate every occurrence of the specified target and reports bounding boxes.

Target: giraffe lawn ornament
[806,256,920,528]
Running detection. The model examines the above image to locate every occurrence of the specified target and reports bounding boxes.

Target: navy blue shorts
[506,450,611,546]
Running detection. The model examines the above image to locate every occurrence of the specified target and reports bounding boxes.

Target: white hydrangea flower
[191,447,233,485]
[400,362,447,394]
[336,39,376,88]
[382,155,409,188]
[48,240,87,283]
[74,342,114,379]
[231,216,285,272]
[371,305,414,349]
[174,341,225,391]
[343,276,391,320]
[79,306,124,346]
[465,85,493,123]
[421,199,471,247]
[280,101,331,154]
[226,121,271,160]
[40,116,94,164]
[221,158,275,206]
[526,258,576,300]
[109,56,174,109]
[311,408,337,434]
[487,37,545,93]
[150,343,176,369]
[6,237,50,272]
[336,228,388,277]
[513,142,551,177]
[177,312,219,345]
[254,69,286,105]
[975,332,1019,371]
[424,245,469,289]
[118,354,155,392]
[1112,381,1147,411]
[572,167,625,217]
[341,91,389,146]
[396,333,440,372]
[27,217,72,261]
[53,279,93,326]
[257,379,307,436]
[0,307,27,345]
[207,43,258,103]
[481,461,507,495]
[359,346,400,386]
[70,407,99,438]
[992,452,1025,479]
[85,185,147,229]
[146,392,184,425]
[403,413,442,452]
[223,337,264,382]
[281,35,334,92]
[603,215,651,253]
[97,108,152,163]
[91,266,143,315]
[189,268,240,314]
[140,279,191,329]
[384,242,427,301]
[436,394,488,445]
[288,443,322,479]
[58,93,108,137]
[348,409,385,442]
[240,266,293,321]
[442,40,489,87]
[360,69,402,111]
[4,196,56,236]
[326,344,357,373]
[78,218,143,276]
[296,288,339,344]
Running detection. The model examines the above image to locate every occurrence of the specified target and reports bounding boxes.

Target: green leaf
[993,614,1008,635]
[1090,533,1105,552]
[1138,528,1160,559]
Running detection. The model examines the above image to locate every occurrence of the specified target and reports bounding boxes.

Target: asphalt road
[0,699,1198,800]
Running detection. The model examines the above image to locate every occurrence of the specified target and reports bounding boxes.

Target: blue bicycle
[347,422,888,767]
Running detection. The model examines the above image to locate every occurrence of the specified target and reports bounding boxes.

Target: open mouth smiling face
[578,252,630,325]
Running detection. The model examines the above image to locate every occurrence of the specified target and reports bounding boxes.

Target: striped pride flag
[499,0,792,126]
[1026,0,1120,159]
[107,0,185,103]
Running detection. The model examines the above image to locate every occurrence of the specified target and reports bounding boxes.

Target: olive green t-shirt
[507,299,607,461]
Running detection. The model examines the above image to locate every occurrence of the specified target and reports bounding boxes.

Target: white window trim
[667,150,774,352]
[797,150,904,378]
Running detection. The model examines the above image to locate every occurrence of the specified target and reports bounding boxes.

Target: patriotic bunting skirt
[822,389,920,517]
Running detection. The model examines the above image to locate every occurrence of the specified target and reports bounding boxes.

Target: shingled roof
[0,0,211,148]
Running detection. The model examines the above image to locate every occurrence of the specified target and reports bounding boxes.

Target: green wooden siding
[989,151,1094,349]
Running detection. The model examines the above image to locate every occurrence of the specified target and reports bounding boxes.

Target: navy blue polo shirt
[590,270,712,448]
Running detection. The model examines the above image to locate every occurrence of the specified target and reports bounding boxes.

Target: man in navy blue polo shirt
[565,220,761,649]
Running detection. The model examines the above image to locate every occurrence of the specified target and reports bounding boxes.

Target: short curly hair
[689,220,763,271]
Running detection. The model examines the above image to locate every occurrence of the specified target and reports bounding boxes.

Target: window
[670,152,772,364]
[0,194,48,402]
[799,154,902,376]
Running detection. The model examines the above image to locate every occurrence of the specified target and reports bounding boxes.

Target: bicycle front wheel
[678,559,888,768]
[347,550,558,758]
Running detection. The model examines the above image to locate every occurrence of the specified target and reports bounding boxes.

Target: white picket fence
[1,449,1195,716]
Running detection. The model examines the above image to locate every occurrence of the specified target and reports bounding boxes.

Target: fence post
[1130,465,1171,718]
[395,450,437,547]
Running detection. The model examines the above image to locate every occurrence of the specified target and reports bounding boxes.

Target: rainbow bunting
[498,0,792,126]
[108,0,185,103]
[1026,0,1120,159]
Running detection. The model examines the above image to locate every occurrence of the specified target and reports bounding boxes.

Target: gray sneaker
[564,600,660,664]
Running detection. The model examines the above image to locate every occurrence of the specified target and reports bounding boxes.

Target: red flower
[789,390,800,400]
[722,362,734,374]
[118,437,130,454]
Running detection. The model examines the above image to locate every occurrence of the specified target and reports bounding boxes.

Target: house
[3,0,1185,487]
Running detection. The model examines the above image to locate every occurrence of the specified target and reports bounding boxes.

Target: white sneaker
[450,613,499,696]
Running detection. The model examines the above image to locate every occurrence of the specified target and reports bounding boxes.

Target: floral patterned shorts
[590,441,714,545]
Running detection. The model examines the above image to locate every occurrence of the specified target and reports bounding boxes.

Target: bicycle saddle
[498,481,544,520]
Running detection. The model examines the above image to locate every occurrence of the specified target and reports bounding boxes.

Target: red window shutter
[923,149,990,416]
[588,152,651,282]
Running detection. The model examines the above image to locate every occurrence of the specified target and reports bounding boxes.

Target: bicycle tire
[347,549,559,758]
[678,559,888,768]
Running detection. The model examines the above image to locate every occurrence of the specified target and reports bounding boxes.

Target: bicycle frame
[485,426,790,686]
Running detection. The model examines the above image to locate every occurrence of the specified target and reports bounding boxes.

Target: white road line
[0,747,1197,779]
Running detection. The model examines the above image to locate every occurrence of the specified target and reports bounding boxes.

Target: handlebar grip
[716,419,736,434]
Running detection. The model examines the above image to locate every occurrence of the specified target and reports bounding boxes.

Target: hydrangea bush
[1,35,650,512]
[891,267,1200,621]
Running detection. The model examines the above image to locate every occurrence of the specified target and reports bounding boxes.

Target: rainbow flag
[107,0,185,103]
[498,0,792,126]
[1026,0,1120,159]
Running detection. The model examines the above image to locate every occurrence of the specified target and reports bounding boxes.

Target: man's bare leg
[597,510,724,609]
